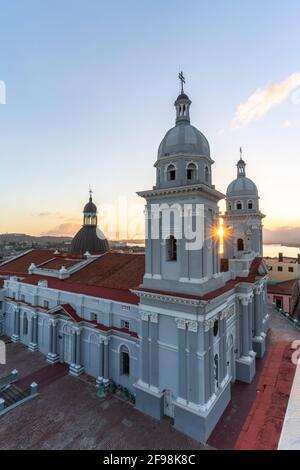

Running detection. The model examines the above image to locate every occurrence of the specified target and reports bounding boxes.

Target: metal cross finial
[89,185,93,200]
[239,146,243,160]
[178,71,186,94]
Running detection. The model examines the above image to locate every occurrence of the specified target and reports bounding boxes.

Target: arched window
[237,238,244,251]
[23,314,28,336]
[228,202,232,211]
[214,354,219,388]
[167,164,176,181]
[248,200,253,210]
[187,163,197,180]
[205,166,210,183]
[236,201,242,210]
[120,345,130,376]
[213,320,219,336]
[166,235,177,261]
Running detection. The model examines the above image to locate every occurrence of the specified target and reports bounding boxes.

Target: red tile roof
[0,250,55,275]
[70,252,145,289]
[40,258,80,270]
[1,250,145,305]
[267,279,299,296]
[0,249,84,276]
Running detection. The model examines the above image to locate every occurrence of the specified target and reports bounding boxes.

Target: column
[145,205,152,276]
[203,323,211,403]
[52,321,58,356]
[241,298,250,357]
[47,320,59,364]
[209,325,215,395]
[97,340,104,385]
[260,289,265,326]
[71,330,76,364]
[179,211,189,280]
[69,328,83,376]
[187,320,198,404]
[12,308,20,342]
[49,321,53,353]
[248,297,254,350]
[176,318,187,401]
[150,313,159,388]
[141,313,150,385]
[219,314,227,383]
[103,338,109,383]
[254,287,262,337]
[29,314,38,351]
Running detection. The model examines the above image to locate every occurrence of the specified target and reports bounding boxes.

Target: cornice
[137,183,225,202]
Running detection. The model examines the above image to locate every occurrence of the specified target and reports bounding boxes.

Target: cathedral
[0,79,269,442]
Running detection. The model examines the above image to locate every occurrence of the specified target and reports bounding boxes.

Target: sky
[0,0,300,239]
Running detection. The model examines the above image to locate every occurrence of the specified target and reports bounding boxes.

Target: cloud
[264,226,300,246]
[42,223,81,237]
[232,72,300,128]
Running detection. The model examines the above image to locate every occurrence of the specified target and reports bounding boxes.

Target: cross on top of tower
[89,186,93,201]
[178,71,186,94]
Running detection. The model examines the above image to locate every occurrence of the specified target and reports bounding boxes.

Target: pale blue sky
[0,0,300,236]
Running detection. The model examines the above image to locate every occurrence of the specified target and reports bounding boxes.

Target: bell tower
[137,76,225,296]
[223,149,265,260]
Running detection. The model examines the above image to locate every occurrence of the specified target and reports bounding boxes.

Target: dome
[158,123,210,159]
[176,93,190,100]
[71,225,109,255]
[84,199,97,213]
[226,176,258,197]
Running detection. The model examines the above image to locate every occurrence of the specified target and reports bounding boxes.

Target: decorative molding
[132,289,205,307]
[237,294,251,306]
[187,320,198,332]
[204,319,214,332]
[150,313,158,324]
[175,318,187,330]
[141,311,150,322]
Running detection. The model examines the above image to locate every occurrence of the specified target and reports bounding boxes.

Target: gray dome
[84,200,97,213]
[158,123,210,159]
[227,176,258,197]
[71,226,109,255]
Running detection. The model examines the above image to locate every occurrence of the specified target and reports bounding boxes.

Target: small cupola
[237,151,246,177]
[175,71,191,124]
[83,189,97,226]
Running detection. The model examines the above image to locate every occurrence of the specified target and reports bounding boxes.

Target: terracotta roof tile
[69,252,145,290]
[0,249,76,276]
[267,279,299,296]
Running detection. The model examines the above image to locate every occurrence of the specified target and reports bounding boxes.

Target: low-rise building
[267,279,299,315]
[265,253,300,284]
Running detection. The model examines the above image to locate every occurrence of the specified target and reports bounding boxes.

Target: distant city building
[0,79,269,442]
